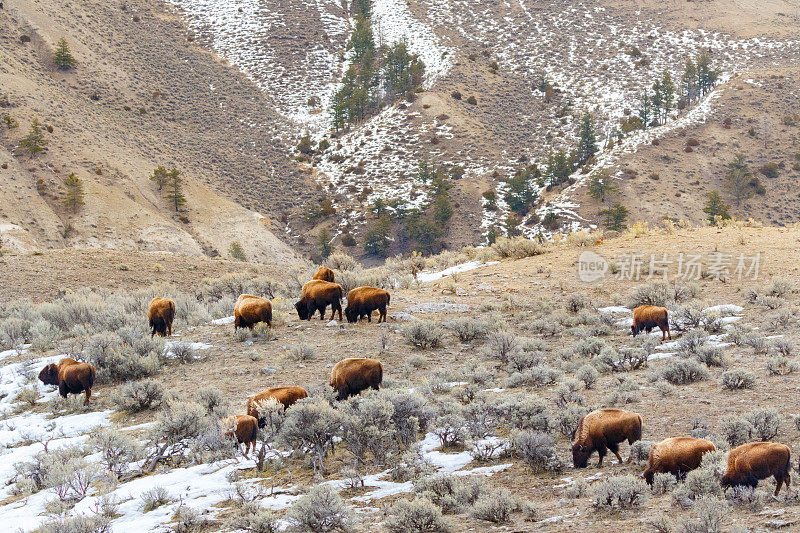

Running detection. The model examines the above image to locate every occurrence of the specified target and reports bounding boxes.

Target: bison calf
[313,266,335,282]
[223,414,258,457]
[247,386,308,427]
[235,294,272,330]
[38,357,96,405]
[631,305,671,340]
[295,280,343,321]
[330,358,383,401]
[643,437,716,484]
[345,286,390,324]
[572,409,642,468]
[722,441,791,496]
[148,297,175,338]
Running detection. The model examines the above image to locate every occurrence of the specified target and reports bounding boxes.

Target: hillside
[2,225,800,531]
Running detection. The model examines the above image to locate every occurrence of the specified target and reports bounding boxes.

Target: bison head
[38,363,59,386]
[344,306,358,323]
[294,300,313,320]
[572,443,591,468]
[631,324,640,337]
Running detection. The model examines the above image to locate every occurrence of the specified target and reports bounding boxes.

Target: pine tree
[383,42,425,98]
[587,170,618,202]
[19,118,47,157]
[432,191,453,226]
[638,87,652,127]
[164,168,186,212]
[703,191,731,224]
[696,50,718,96]
[681,58,698,104]
[364,216,392,256]
[661,71,675,121]
[724,154,754,207]
[150,166,169,191]
[651,78,663,124]
[416,160,433,184]
[600,203,628,231]
[317,228,333,259]
[505,165,539,214]
[62,172,85,213]
[348,15,375,68]
[229,241,247,261]
[485,225,498,245]
[53,38,76,70]
[545,150,573,186]
[505,214,522,237]
[575,113,598,167]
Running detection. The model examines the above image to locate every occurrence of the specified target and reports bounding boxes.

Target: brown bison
[246,386,308,427]
[572,409,643,468]
[294,280,343,321]
[223,414,258,457]
[38,357,96,405]
[631,305,671,340]
[148,297,175,338]
[330,358,383,401]
[722,442,791,496]
[643,437,716,484]
[234,294,272,330]
[313,266,335,282]
[345,287,390,324]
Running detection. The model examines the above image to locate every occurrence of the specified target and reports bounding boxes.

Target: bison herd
[34,276,793,495]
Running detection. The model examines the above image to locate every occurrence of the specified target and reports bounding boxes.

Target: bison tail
[247,421,258,443]
[376,364,383,387]
[86,366,96,389]
[632,414,643,442]
[386,293,391,306]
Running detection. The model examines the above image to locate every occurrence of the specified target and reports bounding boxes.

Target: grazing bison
[247,386,308,427]
[38,358,96,405]
[294,280,343,321]
[313,266,335,282]
[234,294,272,330]
[345,286,390,324]
[722,442,791,496]
[330,358,383,401]
[148,297,175,338]
[572,409,643,468]
[223,414,258,457]
[643,437,716,484]
[631,305,671,340]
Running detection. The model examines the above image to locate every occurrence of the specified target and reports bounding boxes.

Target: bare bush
[744,408,781,441]
[674,497,729,533]
[112,379,165,412]
[471,488,519,524]
[512,431,561,472]
[385,498,451,533]
[403,321,444,350]
[140,486,171,512]
[660,359,709,385]
[287,485,351,532]
[592,475,649,511]
[39,515,111,533]
[278,397,342,474]
[720,369,755,390]
[90,426,143,478]
[289,344,317,361]
[196,385,225,415]
[225,501,279,533]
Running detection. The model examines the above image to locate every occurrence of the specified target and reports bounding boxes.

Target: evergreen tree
[416,160,433,184]
[348,15,375,68]
[651,78,663,124]
[485,225,498,245]
[383,42,425,98]
[661,71,675,121]
[317,228,333,259]
[600,203,628,231]
[696,50,718,95]
[587,169,618,202]
[54,38,76,70]
[575,113,598,167]
[638,87,652,127]
[164,168,186,212]
[351,0,371,17]
[505,214,522,237]
[62,172,85,213]
[149,166,169,191]
[432,191,453,226]
[364,216,392,256]
[371,198,388,217]
[681,58,698,104]
[545,149,573,186]
[482,190,497,211]
[19,118,47,157]
[505,165,539,215]
[229,241,247,261]
[703,191,731,224]
[404,212,442,254]
[724,154,754,207]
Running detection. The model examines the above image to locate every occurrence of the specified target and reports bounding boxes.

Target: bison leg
[334,301,343,321]
[243,442,250,458]
[597,447,606,467]
[59,382,69,399]
[608,442,624,464]
[367,311,372,322]
[319,304,326,320]
[379,306,386,323]
[83,387,91,406]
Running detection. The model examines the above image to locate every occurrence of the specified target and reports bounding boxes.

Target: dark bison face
[572,443,591,468]
[295,300,313,320]
[38,363,59,385]
[344,306,358,323]
[631,324,640,337]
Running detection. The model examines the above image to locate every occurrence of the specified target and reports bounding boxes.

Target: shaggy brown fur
[345,287,391,324]
[313,266,335,282]
[295,280,343,321]
[223,414,258,457]
[148,297,175,338]
[722,442,791,496]
[234,294,272,330]
[572,409,643,468]
[247,386,308,427]
[643,437,716,484]
[38,357,96,405]
[631,305,671,340]
[329,358,383,401]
